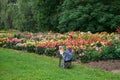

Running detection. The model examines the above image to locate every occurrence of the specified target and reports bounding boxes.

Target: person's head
[59,46,64,50]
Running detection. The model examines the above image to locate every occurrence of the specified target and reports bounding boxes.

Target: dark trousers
[64,60,72,68]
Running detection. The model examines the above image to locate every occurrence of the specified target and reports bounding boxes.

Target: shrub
[4,42,15,48]
[26,44,35,53]
[45,48,56,56]
[114,48,120,59]
[80,48,100,63]
[14,33,21,39]
[36,47,45,55]
[15,43,26,50]
[100,46,116,60]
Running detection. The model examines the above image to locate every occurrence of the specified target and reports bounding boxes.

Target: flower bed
[0,30,120,63]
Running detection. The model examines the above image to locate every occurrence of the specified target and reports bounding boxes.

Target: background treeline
[0,0,120,33]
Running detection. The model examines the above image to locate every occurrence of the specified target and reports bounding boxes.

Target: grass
[0,48,120,80]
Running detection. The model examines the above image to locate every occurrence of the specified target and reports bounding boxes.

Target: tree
[0,0,17,29]
[58,0,120,33]
[35,0,64,32]
[0,0,120,33]
[13,0,37,32]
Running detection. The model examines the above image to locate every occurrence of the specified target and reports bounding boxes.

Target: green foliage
[35,0,62,32]
[4,42,15,48]
[13,0,37,32]
[0,0,120,32]
[58,0,120,33]
[113,40,120,59]
[80,44,120,63]
[80,47,100,63]
[45,48,56,56]
[26,44,35,52]
[114,48,120,59]
[15,45,25,50]
[100,46,116,60]
[0,42,6,47]
[36,47,45,55]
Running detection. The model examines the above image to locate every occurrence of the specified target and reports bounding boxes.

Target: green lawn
[0,48,120,80]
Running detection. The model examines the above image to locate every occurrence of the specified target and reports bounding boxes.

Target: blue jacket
[63,48,73,61]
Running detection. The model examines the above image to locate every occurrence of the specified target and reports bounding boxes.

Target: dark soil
[81,60,120,73]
